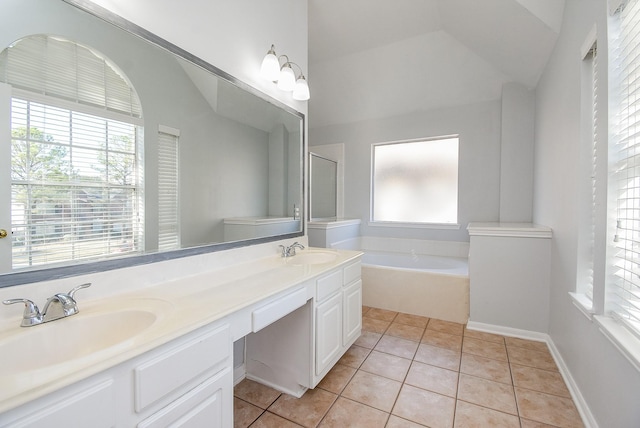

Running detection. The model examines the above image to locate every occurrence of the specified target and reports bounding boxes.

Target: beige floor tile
[342,370,402,412]
[511,364,571,397]
[457,373,518,415]
[317,363,357,394]
[520,418,559,428]
[392,384,456,428]
[362,317,391,334]
[421,329,463,352]
[386,322,425,342]
[505,337,550,353]
[360,350,412,381]
[454,400,520,428]
[463,328,505,344]
[366,307,398,322]
[318,397,389,427]
[234,379,281,409]
[507,346,558,371]
[459,353,512,384]
[405,361,459,397]
[268,388,337,428]
[375,334,419,359]
[427,318,465,336]
[337,345,370,369]
[354,330,382,349]
[515,388,584,428]
[235,310,584,428]
[386,415,429,427]
[394,313,430,328]
[414,343,461,371]
[462,337,508,362]
[234,397,263,428]
[250,411,304,427]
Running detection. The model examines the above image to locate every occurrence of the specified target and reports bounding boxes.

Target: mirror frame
[0,0,305,288]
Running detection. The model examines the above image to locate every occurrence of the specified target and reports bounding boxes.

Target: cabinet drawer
[6,379,115,428]
[252,287,308,332]
[343,261,361,285]
[138,367,231,428]
[316,269,342,302]
[135,324,230,413]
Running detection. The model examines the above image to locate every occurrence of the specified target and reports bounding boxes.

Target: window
[1,35,143,269]
[608,0,640,337]
[371,136,458,225]
[572,31,599,313]
[157,127,180,251]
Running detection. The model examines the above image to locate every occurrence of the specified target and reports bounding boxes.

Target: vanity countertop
[0,248,362,414]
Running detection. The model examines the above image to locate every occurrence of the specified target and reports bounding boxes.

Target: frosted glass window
[372,137,458,224]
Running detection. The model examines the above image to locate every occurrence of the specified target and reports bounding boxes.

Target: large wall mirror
[0,0,304,287]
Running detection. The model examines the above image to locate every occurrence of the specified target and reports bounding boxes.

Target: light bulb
[260,46,280,81]
[292,75,310,101]
[277,64,296,91]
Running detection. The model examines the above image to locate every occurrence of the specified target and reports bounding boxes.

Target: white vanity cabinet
[245,257,362,395]
[0,321,233,428]
[0,250,362,428]
[314,260,362,383]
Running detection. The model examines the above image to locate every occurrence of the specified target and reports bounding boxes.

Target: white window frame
[571,26,599,317]
[592,0,640,372]
[369,136,460,229]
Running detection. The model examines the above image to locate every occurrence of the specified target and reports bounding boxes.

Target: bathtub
[332,237,470,324]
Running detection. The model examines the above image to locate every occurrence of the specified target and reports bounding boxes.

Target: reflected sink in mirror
[0,298,171,376]
[286,250,338,265]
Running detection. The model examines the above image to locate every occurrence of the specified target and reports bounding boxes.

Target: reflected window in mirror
[157,127,180,251]
[0,35,145,271]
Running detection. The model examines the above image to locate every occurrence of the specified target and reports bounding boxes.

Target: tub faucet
[2,283,91,327]
[279,242,305,257]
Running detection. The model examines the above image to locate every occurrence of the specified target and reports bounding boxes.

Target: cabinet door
[315,292,342,376]
[343,280,362,347]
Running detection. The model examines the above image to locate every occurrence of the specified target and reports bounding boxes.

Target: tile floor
[234,306,584,428]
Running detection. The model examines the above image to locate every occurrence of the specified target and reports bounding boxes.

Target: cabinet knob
[0,229,7,238]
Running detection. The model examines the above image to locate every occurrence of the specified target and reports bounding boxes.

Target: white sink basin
[0,298,171,376]
[286,250,338,265]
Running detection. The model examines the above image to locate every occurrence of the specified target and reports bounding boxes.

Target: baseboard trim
[233,364,246,386]
[466,321,598,428]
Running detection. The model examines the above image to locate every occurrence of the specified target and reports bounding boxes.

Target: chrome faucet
[279,242,305,257]
[3,283,91,327]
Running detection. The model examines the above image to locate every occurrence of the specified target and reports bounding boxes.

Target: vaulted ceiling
[308,0,565,128]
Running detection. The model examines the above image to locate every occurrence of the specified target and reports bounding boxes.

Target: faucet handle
[67,282,91,300]
[3,298,43,327]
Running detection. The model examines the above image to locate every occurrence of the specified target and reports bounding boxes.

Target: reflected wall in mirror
[309,153,337,220]
[0,0,304,286]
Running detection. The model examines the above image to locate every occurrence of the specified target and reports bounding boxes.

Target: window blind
[611,0,640,336]
[10,98,142,268]
[0,35,141,118]
[157,130,179,251]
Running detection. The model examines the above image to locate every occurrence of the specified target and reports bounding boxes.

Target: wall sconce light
[260,44,310,101]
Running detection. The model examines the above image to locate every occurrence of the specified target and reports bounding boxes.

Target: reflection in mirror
[0,0,304,286]
[309,153,337,220]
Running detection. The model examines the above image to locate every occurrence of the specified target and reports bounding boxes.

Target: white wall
[534,0,640,426]
[310,100,502,242]
[88,0,308,115]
